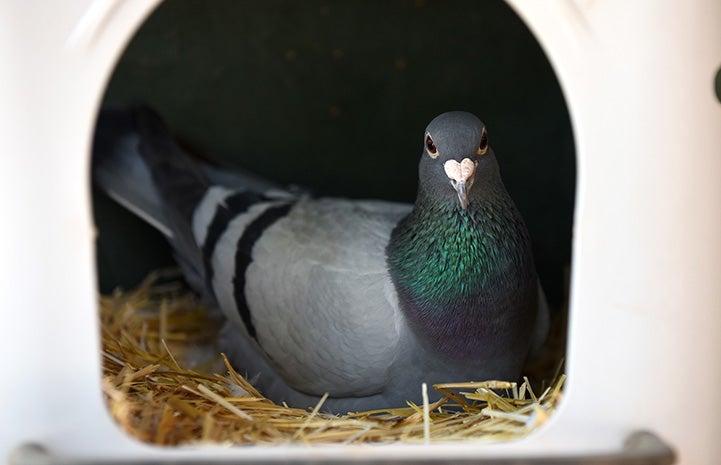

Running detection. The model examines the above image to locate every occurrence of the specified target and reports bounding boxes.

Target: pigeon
[93,107,548,413]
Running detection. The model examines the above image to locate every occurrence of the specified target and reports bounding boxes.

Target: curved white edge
[0,0,163,458]
[509,2,721,465]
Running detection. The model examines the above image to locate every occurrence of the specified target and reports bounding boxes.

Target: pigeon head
[418,111,500,210]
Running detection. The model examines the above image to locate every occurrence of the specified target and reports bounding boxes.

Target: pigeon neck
[386,186,537,360]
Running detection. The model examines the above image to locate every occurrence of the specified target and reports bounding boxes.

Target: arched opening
[93,0,574,444]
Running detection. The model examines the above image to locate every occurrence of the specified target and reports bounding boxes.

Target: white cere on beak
[443,158,478,209]
[443,158,477,183]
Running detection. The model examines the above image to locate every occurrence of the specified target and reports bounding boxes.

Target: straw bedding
[100,270,564,445]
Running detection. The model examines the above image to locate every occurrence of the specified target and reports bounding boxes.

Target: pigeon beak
[454,180,470,210]
[444,158,477,210]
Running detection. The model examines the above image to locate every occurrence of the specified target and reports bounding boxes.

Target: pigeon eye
[425,134,439,158]
[477,128,489,156]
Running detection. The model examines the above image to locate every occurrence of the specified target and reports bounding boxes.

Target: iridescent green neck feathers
[386,186,537,361]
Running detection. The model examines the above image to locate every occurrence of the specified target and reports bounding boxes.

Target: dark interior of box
[93,0,575,315]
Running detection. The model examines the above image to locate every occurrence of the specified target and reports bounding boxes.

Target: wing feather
[240,198,411,396]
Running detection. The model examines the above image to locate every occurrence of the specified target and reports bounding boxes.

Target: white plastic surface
[1,0,720,463]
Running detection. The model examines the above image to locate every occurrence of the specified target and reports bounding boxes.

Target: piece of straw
[422,383,430,444]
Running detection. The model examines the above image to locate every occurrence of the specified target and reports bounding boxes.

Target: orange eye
[477,128,489,156]
[425,134,439,158]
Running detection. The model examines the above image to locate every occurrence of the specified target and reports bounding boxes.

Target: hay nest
[100,270,564,445]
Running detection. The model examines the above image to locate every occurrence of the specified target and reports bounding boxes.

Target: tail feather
[134,107,211,229]
[131,107,210,284]
[94,106,206,288]
[93,108,173,238]
[93,105,296,297]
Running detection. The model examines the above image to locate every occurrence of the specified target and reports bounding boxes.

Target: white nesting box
[1,1,720,464]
